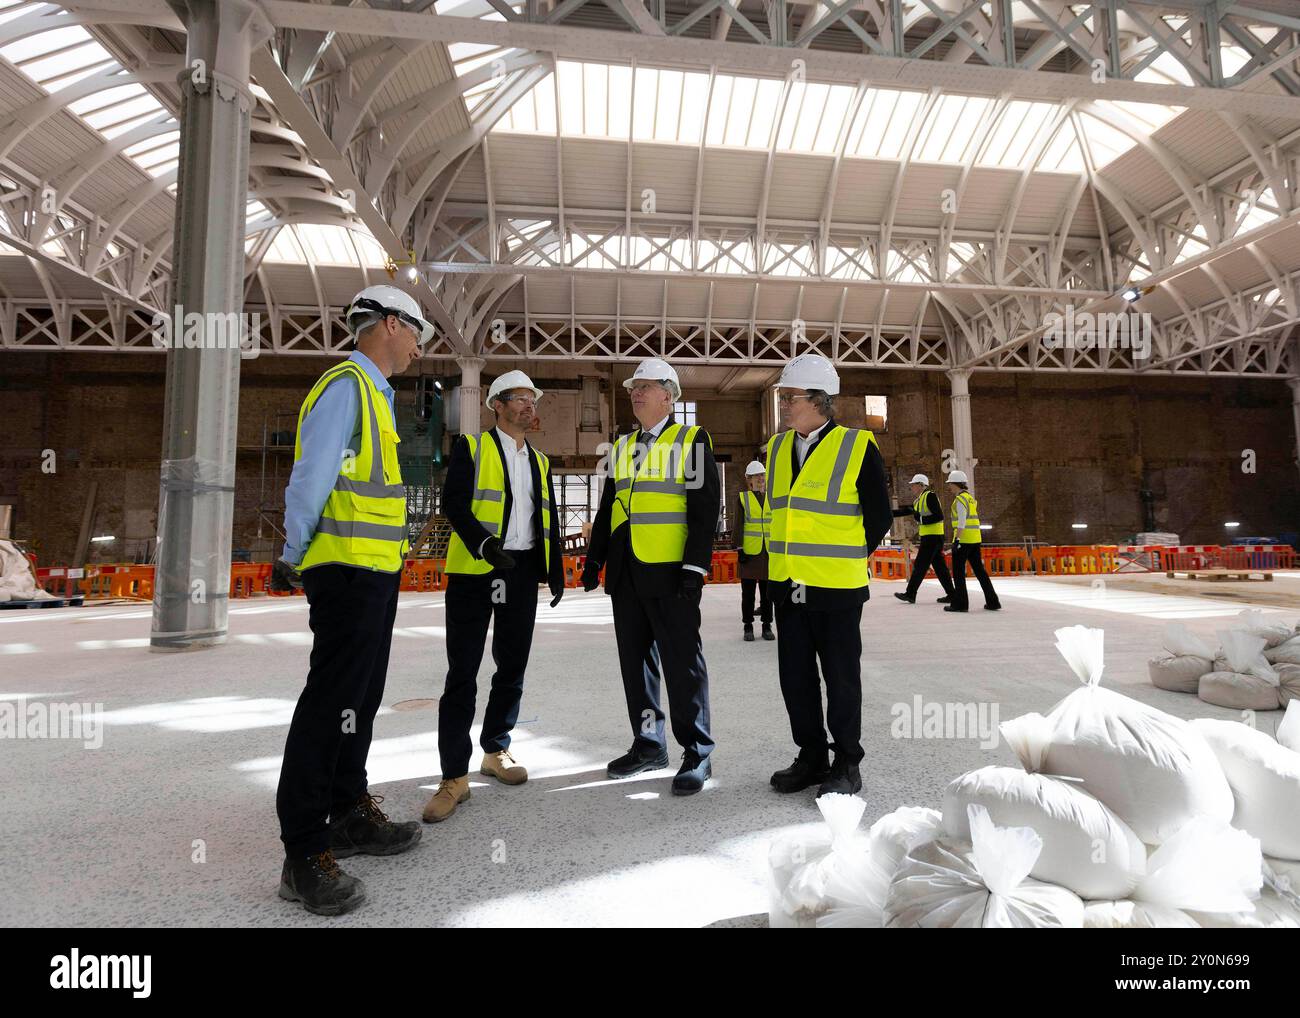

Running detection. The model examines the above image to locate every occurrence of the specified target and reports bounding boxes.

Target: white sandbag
[1148,653,1212,693]
[1275,665,1300,707]
[1264,634,1300,666]
[943,766,1145,899]
[1163,622,1215,660]
[0,539,54,603]
[1081,816,1262,928]
[1215,630,1280,683]
[1265,856,1300,904]
[816,806,941,928]
[1199,671,1284,711]
[1189,889,1300,928]
[883,804,1084,928]
[1192,718,1300,859]
[866,805,943,875]
[1000,625,1233,845]
[767,793,868,927]
[1233,609,1293,649]
[1281,700,1300,752]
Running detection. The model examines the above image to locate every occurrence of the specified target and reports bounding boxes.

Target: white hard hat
[946,470,968,484]
[910,474,929,485]
[485,369,542,408]
[623,357,681,401]
[745,460,766,476]
[775,352,839,395]
[345,284,435,346]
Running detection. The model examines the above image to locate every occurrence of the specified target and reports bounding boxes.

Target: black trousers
[906,534,955,598]
[774,598,864,766]
[741,578,772,625]
[277,564,400,860]
[439,554,541,779]
[611,570,714,760]
[951,542,1001,610]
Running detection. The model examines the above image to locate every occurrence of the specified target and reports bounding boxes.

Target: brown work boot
[421,777,470,823]
[480,748,528,785]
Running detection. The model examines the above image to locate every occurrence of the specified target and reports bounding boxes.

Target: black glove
[270,557,302,593]
[581,560,601,592]
[677,569,704,600]
[951,540,961,551]
[481,536,515,570]
[549,588,564,608]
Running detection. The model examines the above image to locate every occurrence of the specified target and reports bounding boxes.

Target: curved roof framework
[1,0,1299,379]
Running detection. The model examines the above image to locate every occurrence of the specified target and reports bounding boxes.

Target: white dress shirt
[793,419,831,469]
[477,428,536,555]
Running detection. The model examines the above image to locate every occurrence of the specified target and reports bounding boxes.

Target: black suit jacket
[769,419,893,611]
[443,430,564,599]
[585,416,721,597]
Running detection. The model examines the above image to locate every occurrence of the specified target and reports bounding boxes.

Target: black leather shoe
[770,753,830,794]
[278,850,366,916]
[937,595,951,603]
[671,754,712,795]
[607,744,669,779]
[893,592,915,603]
[984,603,1002,611]
[329,792,421,858]
[761,624,775,641]
[817,759,862,798]
[943,605,968,613]
[743,625,755,642]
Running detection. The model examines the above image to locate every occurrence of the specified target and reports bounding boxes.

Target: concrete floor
[1,574,1294,928]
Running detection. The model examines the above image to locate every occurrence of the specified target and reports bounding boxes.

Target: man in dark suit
[423,370,565,824]
[582,357,721,795]
[765,354,893,797]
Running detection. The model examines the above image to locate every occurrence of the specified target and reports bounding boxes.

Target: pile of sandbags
[771,625,1299,929]
[0,539,53,603]
[1147,623,1215,693]
[1200,629,1298,710]
[767,793,871,927]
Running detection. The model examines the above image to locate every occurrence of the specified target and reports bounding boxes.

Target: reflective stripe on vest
[767,425,874,589]
[914,489,944,537]
[952,490,982,544]
[609,423,701,564]
[740,490,770,554]
[297,362,408,573]
[444,433,552,575]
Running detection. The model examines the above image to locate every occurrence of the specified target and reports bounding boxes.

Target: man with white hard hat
[273,283,434,915]
[737,459,774,642]
[764,352,892,799]
[583,357,721,795]
[890,473,954,604]
[423,368,565,825]
[943,469,1001,612]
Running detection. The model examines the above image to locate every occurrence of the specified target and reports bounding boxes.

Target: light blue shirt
[282,351,395,565]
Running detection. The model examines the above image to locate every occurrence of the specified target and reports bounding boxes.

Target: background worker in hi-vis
[272,284,431,916]
[943,469,1001,613]
[765,353,892,799]
[891,473,955,605]
[583,357,720,796]
[737,459,774,642]
[423,369,564,825]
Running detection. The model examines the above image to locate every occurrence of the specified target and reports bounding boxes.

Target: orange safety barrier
[1224,544,1296,571]
[982,546,1030,576]
[401,558,445,591]
[230,562,270,598]
[869,547,908,580]
[711,551,738,583]
[1030,546,1061,575]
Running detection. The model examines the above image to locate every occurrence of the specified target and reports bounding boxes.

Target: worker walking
[738,460,774,642]
[892,473,955,604]
[943,470,1001,613]
[582,358,720,795]
[766,354,892,798]
[272,285,431,916]
[423,370,565,824]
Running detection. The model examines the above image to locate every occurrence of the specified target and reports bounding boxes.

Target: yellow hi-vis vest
[952,490,982,544]
[740,490,770,554]
[297,361,409,573]
[445,433,553,575]
[767,426,876,589]
[914,489,944,537]
[609,423,703,564]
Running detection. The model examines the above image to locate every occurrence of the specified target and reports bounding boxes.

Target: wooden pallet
[0,594,85,609]
[1166,569,1274,582]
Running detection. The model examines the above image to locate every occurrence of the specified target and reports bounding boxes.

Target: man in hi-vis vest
[890,473,955,604]
[273,285,431,916]
[423,370,565,825]
[583,358,721,795]
[943,469,1001,612]
[738,459,774,642]
[766,354,892,799]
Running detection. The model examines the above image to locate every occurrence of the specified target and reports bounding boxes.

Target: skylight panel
[608,64,632,137]
[878,90,922,159]
[582,62,607,135]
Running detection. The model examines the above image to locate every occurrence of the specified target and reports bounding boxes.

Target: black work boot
[770,751,831,794]
[607,743,670,779]
[278,850,366,916]
[817,757,863,798]
[761,623,775,641]
[329,793,421,858]
[744,624,755,642]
